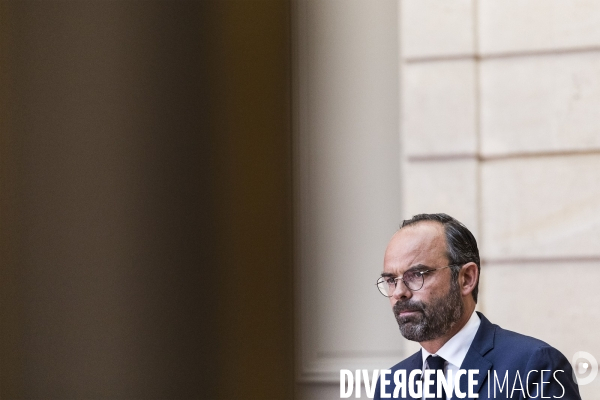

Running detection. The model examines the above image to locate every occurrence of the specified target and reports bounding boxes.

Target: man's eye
[385,277,396,285]
[404,271,422,281]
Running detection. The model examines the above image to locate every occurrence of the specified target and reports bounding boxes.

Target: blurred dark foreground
[0,1,293,398]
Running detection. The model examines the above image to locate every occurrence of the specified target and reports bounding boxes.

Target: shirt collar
[420,310,481,369]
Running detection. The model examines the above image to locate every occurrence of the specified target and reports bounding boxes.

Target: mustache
[393,300,426,314]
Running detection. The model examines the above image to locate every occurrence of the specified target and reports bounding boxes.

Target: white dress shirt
[420,310,481,400]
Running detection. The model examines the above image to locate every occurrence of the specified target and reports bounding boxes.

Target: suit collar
[406,348,423,372]
[402,350,422,399]
[468,312,496,357]
[451,312,495,399]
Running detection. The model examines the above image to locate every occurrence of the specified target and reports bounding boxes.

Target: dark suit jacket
[375,312,581,399]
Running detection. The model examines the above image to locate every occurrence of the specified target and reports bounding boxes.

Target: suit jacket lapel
[404,349,423,399]
[452,312,495,400]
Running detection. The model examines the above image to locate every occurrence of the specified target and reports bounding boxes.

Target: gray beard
[393,279,464,342]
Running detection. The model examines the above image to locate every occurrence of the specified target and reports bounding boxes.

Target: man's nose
[391,279,412,300]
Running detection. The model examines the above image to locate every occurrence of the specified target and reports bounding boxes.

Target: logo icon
[572,351,598,386]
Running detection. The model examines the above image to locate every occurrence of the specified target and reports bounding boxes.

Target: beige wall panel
[481,262,600,399]
[295,0,402,386]
[479,0,600,55]
[401,0,474,59]
[403,60,477,156]
[481,155,600,259]
[403,160,478,237]
[481,53,600,156]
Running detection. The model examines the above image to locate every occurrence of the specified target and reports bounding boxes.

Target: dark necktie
[426,355,447,400]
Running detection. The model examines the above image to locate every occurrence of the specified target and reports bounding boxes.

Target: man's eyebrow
[381,264,431,277]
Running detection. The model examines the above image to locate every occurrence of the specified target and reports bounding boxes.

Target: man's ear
[459,262,479,297]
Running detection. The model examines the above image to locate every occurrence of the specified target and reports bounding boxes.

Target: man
[374,213,580,399]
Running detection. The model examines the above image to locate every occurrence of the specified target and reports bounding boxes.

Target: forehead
[383,221,448,273]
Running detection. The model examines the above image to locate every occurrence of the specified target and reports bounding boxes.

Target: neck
[419,302,476,354]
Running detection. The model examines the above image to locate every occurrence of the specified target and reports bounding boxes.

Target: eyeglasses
[376,265,457,297]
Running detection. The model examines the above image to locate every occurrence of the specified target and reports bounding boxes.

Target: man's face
[383,222,464,342]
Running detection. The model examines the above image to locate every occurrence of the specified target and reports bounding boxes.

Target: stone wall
[295,1,600,398]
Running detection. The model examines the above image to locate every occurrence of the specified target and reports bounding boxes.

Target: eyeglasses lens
[403,270,423,291]
[377,271,424,297]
